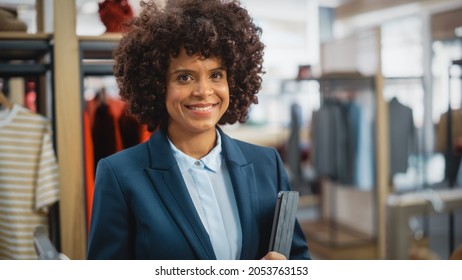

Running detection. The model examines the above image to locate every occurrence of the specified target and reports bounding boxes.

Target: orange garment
[83,111,95,233]
[84,96,152,233]
[140,125,152,143]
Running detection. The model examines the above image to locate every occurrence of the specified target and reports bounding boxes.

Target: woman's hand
[260,251,287,260]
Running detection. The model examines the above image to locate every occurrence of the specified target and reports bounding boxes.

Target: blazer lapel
[219,128,260,259]
[144,130,216,259]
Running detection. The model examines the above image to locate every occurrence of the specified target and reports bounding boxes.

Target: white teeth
[189,105,213,111]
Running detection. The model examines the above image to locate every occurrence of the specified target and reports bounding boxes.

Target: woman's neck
[167,128,217,160]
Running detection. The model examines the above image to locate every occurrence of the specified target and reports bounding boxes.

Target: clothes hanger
[0,91,13,109]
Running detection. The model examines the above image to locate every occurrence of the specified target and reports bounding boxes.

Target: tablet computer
[268,191,299,259]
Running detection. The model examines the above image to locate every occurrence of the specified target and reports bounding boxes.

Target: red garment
[24,81,37,112]
[83,111,95,233]
[84,96,151,232]
[140,125,152,143]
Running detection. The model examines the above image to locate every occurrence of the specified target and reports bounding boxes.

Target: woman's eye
[211,72,224,80]
[177,74,191,82]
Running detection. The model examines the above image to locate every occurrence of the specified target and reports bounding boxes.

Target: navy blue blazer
[87,127,310,260]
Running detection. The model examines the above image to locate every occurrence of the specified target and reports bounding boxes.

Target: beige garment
[0,104,59,259]
[435,109,462,152]
[0,7,27,32]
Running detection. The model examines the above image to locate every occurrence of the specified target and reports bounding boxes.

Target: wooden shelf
[78,33,123,42]
[0,32,52,40]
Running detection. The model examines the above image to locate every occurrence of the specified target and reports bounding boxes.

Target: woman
[87,0,310,260]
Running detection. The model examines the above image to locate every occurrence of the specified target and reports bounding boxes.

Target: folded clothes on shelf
[0,7,27,32]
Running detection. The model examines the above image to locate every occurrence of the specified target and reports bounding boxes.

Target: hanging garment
[287,103,303,189]
[0,104,59,259]
[435,109,462,153]
[84,96,151,233]
[435,109,462,185]
[24,81,37,113]
[92,103,117,173]
[312,100,348,183]
[312,101,339,180]
[83,111,95,232]
[354,91,375,190]
[119,105,141,149]
[346,101,361,186]
[388,97,416,176]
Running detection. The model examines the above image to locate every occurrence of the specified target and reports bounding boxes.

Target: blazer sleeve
[87,158,134,259]
[272,148,311,260]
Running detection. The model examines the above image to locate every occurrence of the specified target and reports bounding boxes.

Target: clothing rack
[0,33,60,253]
[319,74,375,106]
[313,73,377,248]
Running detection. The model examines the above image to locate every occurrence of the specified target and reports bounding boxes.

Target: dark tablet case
[268,191,300,259]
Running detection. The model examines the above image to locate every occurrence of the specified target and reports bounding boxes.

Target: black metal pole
[446,65,455,258]
[447,59,462,257]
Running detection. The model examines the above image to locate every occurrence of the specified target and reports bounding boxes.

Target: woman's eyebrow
[168,68,197,77]
[169,67,226,76]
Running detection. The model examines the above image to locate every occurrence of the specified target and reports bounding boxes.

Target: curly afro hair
[113,0,265,131]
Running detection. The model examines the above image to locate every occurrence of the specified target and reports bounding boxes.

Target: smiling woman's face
[165,49,229,138]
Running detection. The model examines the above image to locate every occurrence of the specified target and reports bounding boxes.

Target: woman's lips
[185,103,217,112]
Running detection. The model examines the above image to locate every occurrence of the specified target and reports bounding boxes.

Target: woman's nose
[193,79,213,97]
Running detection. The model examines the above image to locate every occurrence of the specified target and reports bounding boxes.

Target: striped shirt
[0,104,59,259]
